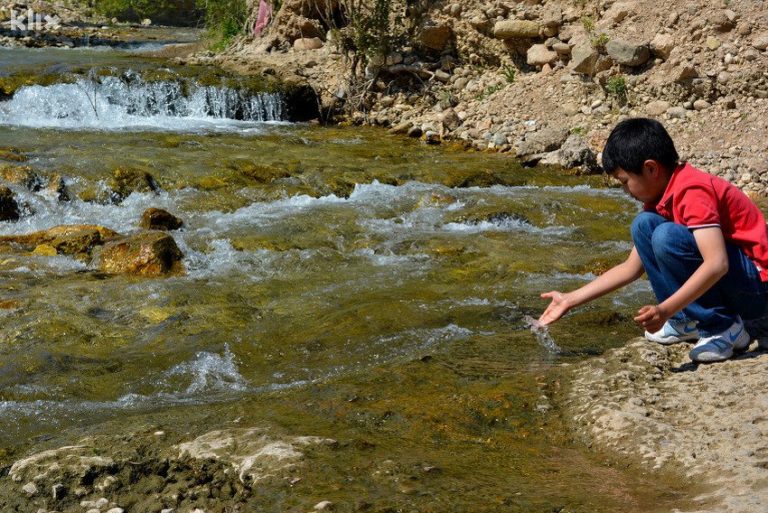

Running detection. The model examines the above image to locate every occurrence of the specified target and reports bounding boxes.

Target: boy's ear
[643,159,663,178]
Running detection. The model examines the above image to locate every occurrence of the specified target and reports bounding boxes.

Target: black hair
[602,118,680,174]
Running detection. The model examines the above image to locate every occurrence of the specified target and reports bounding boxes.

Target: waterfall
[0,72,286,130]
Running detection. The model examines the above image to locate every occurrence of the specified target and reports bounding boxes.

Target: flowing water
[0,44,694,512]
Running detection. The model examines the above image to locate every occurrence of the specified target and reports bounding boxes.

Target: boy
[538,118,768,363]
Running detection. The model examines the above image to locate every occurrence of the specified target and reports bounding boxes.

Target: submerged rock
[0,225,119,259]
[0,164,43,191]
[140,208,184,231]
[99,231,184,277]
[0,186,20,222]
[176,428,336,483]
[109,168,160,202]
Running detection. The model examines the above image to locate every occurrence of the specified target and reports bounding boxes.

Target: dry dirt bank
[196,0,768,192]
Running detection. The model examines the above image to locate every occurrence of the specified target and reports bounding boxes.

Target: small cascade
[0,70,286,130]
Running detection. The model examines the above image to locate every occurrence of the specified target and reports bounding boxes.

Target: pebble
[314,501,334,511]
[22,482,37,495]
[106,508,124,513]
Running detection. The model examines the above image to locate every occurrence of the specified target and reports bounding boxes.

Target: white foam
[0,74,285,131]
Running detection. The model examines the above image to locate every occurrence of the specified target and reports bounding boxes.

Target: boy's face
[611,161,669,203]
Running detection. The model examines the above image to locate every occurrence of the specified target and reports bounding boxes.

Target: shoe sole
[645,331,699,345]
[690,331,749,362]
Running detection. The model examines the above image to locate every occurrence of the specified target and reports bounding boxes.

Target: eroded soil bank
[564,338,768,513]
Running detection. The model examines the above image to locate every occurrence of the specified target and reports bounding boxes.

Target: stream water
[0,43,693,512]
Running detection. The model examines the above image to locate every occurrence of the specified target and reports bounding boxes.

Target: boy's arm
[539,247,644,325]
[635,227,728,332]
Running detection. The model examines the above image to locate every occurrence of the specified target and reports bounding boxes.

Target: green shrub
[501,65,516,84]
[93,0,201,25]
[195,0,248,51]
[605,75,627,101]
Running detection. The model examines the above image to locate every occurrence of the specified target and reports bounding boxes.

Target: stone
[388,121,413,135]
[570,44,599,75]
[293,37,323,51]
[100,232,184,277]
[570,43,600,75]
[705,37,721,51]
[407,126,422,138]
[424,131,441,145]
[314,501,334,511]
[22,482,37,495]
[106,508,124,513]
[693,99,711,111]
[666,106,687,119]
[1,225,118,259]
[709,10,735,32]
[645,100,670,117]
[140,18,152,26]
[448,4,461,17]
[515,127,570,158]
[606,39,650,66]
[419,24,453,50]
[10,446,114,484]
[674,64,698,82]
[140,208,183,231]
[751,33,768,51]
[527,44,558,66]
[439,108,461,131]
[493,20,540,40]
[650,33,675,60]
[176,428,335,483]
[557,134,599,173]
[0,186,19,221]
[0,164,42,190]
[552,42,572,55]
[109,168,159,202]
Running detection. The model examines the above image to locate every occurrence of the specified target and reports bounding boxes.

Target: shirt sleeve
[675,183,721,229]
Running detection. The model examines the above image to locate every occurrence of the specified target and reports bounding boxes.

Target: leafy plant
[581,15,595,33]
[605,75,627,101]
[196,0,248,51]
[501,65,516,84]
[591,32,610,50]
[475,83,504,101]
[570,126,586,136]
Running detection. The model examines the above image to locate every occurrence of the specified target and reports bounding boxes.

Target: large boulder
[606,39,651,66]
[493,20,540,39]
[0,186,19,222]
[515,127,570,158]
[557,135,600,173]
[0,225,120,258]
[570,43,599,75]
[527,44,559,66]
[140,208,184,231]
[419,23,453,50]
[99,231,184,277]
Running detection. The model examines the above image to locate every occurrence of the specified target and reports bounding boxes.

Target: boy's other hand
[539,291,572,326]
[634,305,669,333]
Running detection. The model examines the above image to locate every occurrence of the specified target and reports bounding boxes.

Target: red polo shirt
[645,162,768,282]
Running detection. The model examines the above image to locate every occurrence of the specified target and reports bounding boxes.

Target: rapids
[0,44,694,513]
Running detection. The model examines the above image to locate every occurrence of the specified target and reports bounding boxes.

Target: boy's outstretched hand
[538,291,572,326]
[634,305,668,333]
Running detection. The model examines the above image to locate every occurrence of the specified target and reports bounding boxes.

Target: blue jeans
[631,212,768,336]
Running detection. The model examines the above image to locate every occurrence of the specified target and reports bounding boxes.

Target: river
[0,40,694,512]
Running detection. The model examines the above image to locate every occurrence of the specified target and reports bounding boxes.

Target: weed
[605,75,627,101]
[501,65,516,84]
[570,126,586,136]
[591,32,610,51]
[475,83,504,101]
[581,15,595,33]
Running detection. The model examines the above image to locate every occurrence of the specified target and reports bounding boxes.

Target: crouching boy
[538,118,768,362]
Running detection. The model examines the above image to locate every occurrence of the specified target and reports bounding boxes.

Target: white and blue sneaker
[645,319,700,345]
[689,320,751,363]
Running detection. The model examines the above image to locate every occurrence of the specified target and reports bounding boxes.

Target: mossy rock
[109,167,160,202]
[0,148,27,163]
[0,165,42,191]
[230,161,292,184]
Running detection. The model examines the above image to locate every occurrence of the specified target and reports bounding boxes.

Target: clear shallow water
[0,47,691,511]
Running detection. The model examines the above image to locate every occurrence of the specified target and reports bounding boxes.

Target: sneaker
[689,320,751,363]
[645,319,700,345]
